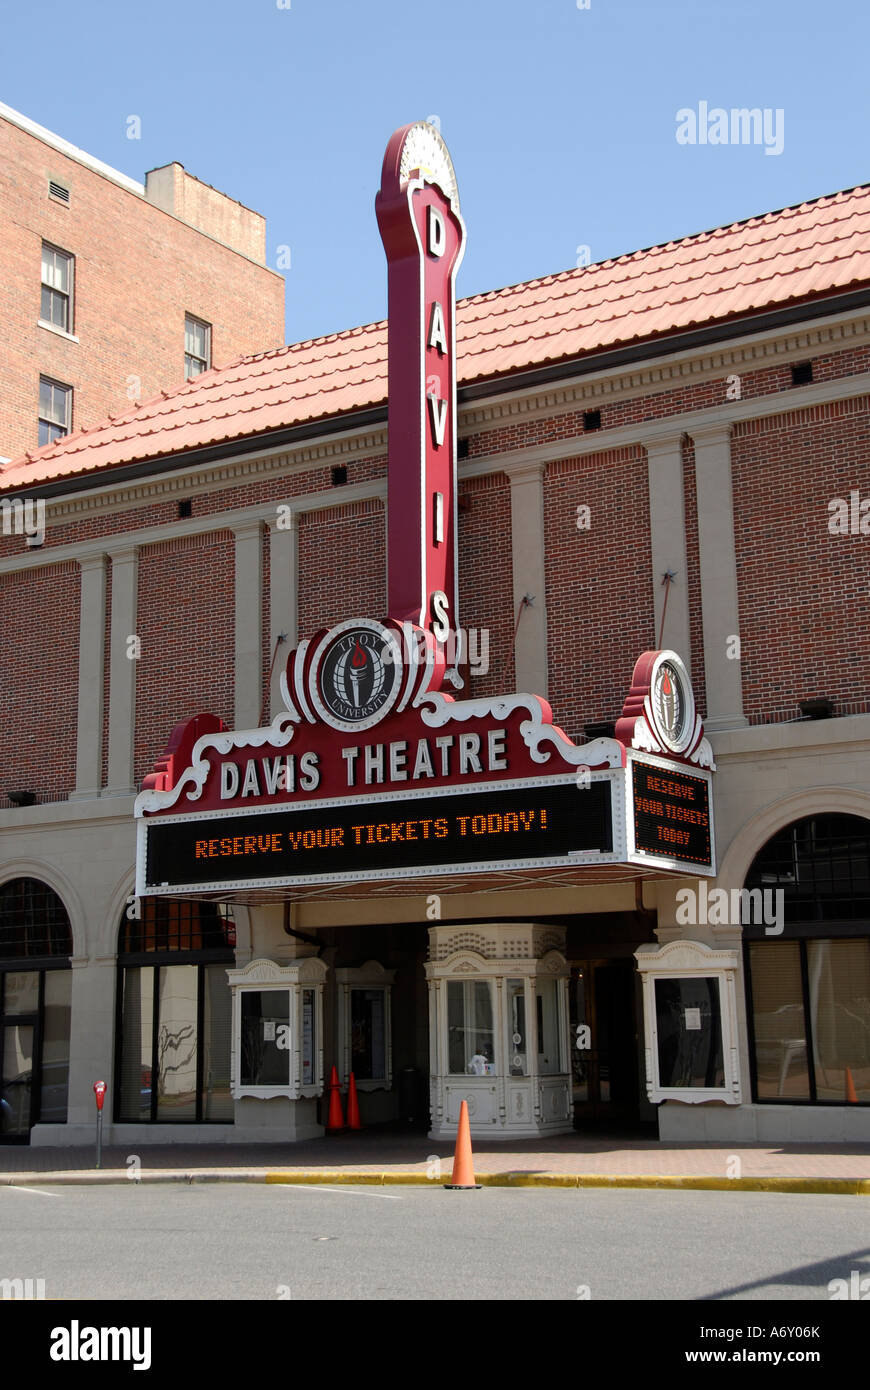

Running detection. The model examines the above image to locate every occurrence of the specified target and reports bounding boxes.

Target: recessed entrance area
[566,912,657,1134]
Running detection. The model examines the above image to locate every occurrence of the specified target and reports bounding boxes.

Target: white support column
[644,435,692,668]
[65,957,116,1129]
[691,424,748,730]
[104,546,138,796]
[233,521,264,729]
[506,461,548,696]
[71,554,107,800]
[268,513,297,719]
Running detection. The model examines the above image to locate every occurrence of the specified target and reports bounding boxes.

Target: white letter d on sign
[428,206,445,257]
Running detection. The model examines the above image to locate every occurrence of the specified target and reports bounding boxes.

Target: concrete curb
[2,1170,868,1195]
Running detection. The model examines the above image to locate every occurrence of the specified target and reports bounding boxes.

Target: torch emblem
[315,621,400,728]
[654,662,683,743]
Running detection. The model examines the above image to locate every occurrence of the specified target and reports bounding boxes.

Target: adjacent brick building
[0,100,284,463]
[0,146,867,1148]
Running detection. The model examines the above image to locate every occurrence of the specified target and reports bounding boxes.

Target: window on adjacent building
[184,315,211,378]
[40,244,73,332]
[38,378,71,447]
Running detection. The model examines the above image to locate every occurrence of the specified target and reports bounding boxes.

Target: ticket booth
[425,923,572,1139]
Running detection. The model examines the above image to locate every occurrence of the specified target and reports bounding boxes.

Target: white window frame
[635,940,742,1104]
[184,314,211,379]
[40,243,74,334]
[38,376,72,447]
[227,957,327,1101]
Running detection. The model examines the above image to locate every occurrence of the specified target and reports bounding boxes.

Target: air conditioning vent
[49,180,70,205]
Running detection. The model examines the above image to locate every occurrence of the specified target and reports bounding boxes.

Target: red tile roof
[5,183,870,491]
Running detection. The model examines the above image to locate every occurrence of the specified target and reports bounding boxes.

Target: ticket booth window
[227,957,327,1100]
[447,980,494,1075]
[536,977,564,1076]
[240,990,291,1088]
[635,940,741,1104]
[506,979,527,1075]
[653,976,724,1089]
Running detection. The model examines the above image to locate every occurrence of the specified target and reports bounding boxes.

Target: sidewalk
[1,1130,869,1193]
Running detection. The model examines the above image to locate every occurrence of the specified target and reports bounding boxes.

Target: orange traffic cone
[325,1064,345,1133]
[347,1072,362,1131]
[444,1099,481,1189]
[845,1067,859,1103]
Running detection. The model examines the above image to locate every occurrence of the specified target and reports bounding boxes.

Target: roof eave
[7,284,870,502]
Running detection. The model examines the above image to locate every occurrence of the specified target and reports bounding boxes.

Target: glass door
[1,1020,35,1141]
[569,961,638,1126]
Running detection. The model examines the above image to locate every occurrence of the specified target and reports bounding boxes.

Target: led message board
[630,759,712,869]
[142,778,613,893]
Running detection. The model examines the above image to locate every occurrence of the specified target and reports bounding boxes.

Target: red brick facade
[731,397,870,725]
[0,562,79,803]
[133,533,235,786]
[544,448,655,740]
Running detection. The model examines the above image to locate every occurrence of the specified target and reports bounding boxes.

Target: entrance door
[1,1020,35,1141]
[569,961,638,1126]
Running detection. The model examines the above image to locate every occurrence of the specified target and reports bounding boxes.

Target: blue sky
[3,0,868,345]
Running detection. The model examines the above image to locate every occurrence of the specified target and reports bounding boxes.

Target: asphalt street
[1,1182,868,1301]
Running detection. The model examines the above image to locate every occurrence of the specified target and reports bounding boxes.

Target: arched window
[116,899,235,1125]
[744,814,870,1106]
[0,877,72,1141]
[0,878,73,959]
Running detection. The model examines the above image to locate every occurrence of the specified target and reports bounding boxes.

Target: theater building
[0,124,868,1148]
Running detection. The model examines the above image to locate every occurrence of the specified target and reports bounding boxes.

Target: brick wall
[457,473,515,697]
[0,116,284,462]
[544,447,655,740]
[297,500,386,634]
[0,562,79,802]
[134,532,235,785]
[732,397,870,724]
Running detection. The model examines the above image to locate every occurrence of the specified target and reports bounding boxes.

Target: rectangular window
[350,988,386,1081]
[40,970,71,1124]
[537,977,563,1075]
[240,989,290,1087]
[506,979,527,1076]
[749,942,810,1100]
[203,963,233,1120]
[118,968,154,1123]
[654,976,725,1089]
[156,965,198,1120]
[302,988,315,1087]
[807,940,870,1102]
[447,980,494,1075]
[184,315,211,378]
[117,963,233,1122]
[40,244,73,332]
[38,377,71,447]
[749,939,870,1104]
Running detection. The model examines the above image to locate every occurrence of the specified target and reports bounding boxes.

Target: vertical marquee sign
[376,124,466,657]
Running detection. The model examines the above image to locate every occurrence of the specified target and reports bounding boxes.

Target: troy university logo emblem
[313,620,402,730]
[653,660,684,745]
